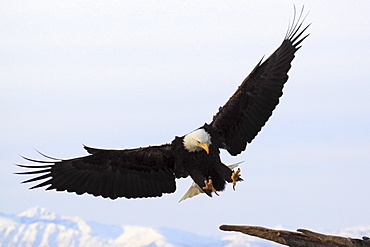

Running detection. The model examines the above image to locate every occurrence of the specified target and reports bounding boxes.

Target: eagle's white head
[183,129,211,153]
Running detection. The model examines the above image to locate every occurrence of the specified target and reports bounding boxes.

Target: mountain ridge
[1,206,369,247]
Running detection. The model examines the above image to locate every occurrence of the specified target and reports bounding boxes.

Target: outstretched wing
[210,9,310,155]
[17,144,176,200]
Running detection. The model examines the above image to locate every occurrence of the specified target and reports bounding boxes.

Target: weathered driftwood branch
[219,225,370,247]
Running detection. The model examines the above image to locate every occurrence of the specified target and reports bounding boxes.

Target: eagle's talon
[202,177,217,194]
[231,168,241,190]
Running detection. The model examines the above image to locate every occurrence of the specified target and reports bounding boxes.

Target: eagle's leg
[231,168,241,190]
[202,177,219,196]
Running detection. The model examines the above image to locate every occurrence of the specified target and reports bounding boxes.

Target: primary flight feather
[17,9,310,201]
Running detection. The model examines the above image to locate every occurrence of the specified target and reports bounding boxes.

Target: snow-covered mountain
[0,207,269,247]
[0,207,369,247]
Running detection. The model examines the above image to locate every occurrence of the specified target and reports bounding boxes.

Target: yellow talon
[202,178,218,195]
[231,168,241,190]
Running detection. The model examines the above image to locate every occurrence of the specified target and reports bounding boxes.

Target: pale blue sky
[1,0,369,236]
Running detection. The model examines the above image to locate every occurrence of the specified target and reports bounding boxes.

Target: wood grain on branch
[219,225,370,247]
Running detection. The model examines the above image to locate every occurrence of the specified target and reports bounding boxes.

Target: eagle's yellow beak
[197,142,209,154]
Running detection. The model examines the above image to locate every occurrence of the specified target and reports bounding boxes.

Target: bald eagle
[17,10,309,201]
